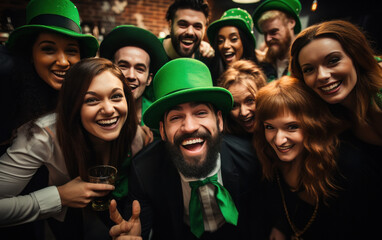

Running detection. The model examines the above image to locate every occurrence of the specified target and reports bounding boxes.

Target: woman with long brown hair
[290,20,382,146]
[0,58,148,239]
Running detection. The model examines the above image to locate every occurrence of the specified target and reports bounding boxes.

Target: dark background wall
[210,0,382,54]
[0,0,381,53]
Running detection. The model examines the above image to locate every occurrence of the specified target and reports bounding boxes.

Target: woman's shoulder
[33,113,57,128]
[15,113,57,141]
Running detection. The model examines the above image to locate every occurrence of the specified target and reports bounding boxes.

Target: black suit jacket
[121,134,265,240]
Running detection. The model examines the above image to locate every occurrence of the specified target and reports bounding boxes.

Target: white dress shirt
[0,113,68,227]
[179,154,225,232]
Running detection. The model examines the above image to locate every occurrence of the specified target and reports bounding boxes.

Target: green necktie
[188,173,239,238]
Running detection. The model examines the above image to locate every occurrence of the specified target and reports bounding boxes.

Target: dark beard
[164,130,222,179]
[265,30,292,63]
[170,29,200,57]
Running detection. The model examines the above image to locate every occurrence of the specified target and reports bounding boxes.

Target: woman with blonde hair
[253,76,377,240]
[218,59,266,137]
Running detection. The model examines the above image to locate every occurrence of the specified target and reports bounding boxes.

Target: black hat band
[29,14,81,33]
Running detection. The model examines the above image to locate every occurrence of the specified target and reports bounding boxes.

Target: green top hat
[6,0,99,58]
[143,58,233,129]
[99,25,168,74]
[207,8,256,47]
[252,0,302,34]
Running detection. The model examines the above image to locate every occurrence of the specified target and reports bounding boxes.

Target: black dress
[260,140,380,240]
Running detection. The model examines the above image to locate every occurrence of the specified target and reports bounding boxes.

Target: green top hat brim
[6,25,99,58]
[253,0,302,34]
[100,25,168,74]
[143,87,233,129]
[207,18,256,47]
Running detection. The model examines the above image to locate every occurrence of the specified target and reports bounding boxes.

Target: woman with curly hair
[253,76,377,240]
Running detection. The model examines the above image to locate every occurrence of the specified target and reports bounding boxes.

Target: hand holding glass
[88,165,117,211]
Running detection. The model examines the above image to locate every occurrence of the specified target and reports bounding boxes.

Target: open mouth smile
[52,70,66,78]
[181,137,205,151]
[319,81,342,94]
[129,84,138,91]
[223,52,235,61]
[97,117,119,127]
[276,144,294,153]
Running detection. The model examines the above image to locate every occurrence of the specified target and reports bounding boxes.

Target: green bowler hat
[99,25,168,74]
[6,0,99,58]
[252,0,302,34]
[143,58,233,129]
[207,8,256,47]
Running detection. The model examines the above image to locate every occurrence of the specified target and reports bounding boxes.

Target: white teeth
[242,117,253,122]
[53,71,66,77]
[129,84,137,90]
[182,138,203,146]
[278,145,293,150]
[182,40,193,44]
[320,82,341,92]
[97,118,117,125]
[224,52,234,56]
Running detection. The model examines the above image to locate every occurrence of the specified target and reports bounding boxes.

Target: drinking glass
[88,165,117,211]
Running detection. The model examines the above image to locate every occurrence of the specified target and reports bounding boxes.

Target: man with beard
[161,0,215,61]
[252,0,302,81]
[108,58,264,240]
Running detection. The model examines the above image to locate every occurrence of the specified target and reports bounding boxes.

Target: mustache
[180,34,197,41]
[174,131,211,146]
[267,38,280,45]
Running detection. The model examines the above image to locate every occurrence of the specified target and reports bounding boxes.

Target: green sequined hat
[207,8,256,47]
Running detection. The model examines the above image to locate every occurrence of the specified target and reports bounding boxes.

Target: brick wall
[73,0,174,42]
[0,0,175,43]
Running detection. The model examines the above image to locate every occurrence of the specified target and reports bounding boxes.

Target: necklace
[276,174,319,240]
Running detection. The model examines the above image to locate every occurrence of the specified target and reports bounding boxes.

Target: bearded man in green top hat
[252,0,302,82]
[108,58,265,240]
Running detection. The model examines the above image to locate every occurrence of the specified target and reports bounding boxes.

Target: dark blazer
[121,134,264,240]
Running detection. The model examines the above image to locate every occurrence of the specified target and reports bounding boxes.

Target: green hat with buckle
[99,25,168,74]
[6,0,99,58]
[143,58,233,129]
[207,8,256,47]
[252,0,302,34]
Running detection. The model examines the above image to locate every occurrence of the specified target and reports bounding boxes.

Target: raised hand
[57,176,115,208]
[109,199,142,240]
[199,40,215,58]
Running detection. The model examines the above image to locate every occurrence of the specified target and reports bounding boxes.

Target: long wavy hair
[253,76,342,202]
[56,58,137,180]
[290,20,382,126]
[217,59,267,136]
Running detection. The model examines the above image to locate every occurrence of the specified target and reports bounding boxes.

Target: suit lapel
[220,140,240,204]
[161,153,185,238]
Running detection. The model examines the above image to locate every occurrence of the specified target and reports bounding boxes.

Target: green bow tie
[188,173,239,238]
